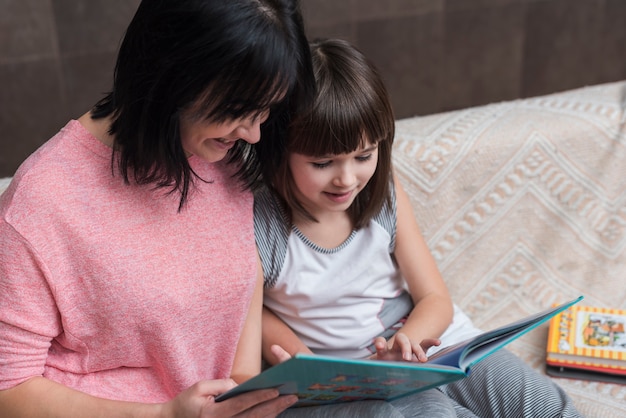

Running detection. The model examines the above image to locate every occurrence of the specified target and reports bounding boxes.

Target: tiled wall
[1,0,625,177]
[0,0,142,177]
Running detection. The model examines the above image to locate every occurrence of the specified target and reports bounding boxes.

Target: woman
[0,1,314,417]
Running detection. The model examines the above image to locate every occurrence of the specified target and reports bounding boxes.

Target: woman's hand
[370,334,441,362]
[160,378,297,418]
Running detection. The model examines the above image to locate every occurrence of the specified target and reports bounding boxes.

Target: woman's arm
[0,374,295,418]
[0,377,161,417]
[231,256,266,383]
[374,175,454,361]
[0,257,294,418]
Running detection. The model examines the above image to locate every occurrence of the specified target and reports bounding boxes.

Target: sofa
[1,81,625,417]
[392,81,626,418]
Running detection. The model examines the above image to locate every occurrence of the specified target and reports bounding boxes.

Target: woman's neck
[77,112,115,148]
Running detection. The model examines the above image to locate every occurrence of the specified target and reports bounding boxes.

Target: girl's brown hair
[271,38,395,229]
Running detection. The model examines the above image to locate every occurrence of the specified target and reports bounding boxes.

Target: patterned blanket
[393,81,626,418]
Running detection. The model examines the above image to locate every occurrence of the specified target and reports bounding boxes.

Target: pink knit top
[0,120,257,402]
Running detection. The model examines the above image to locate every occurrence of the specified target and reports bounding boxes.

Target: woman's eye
[254,109,270,123]
[356,154,373,162]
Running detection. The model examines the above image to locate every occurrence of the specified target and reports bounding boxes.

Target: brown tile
[599,0,626,82]
[353,0,443,21]
[61,51,117,120]
[300,0,355,27]
[0,59,67,177]
[446,0,541,12]
[522,0,605,97]
[356,13,444,118]
[50,0,140,54]
[442,4,525,110]
[305,21,357,45]
[0,0,56,61]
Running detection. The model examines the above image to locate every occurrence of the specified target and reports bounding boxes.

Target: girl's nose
[334,167,356,187]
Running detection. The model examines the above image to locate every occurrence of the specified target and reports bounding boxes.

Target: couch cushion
[0,178,10,194]
[392,81,626,417]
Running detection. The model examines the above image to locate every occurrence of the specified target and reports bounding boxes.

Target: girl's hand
[269,344,293,363]
[160,378,297,418]
[370,334,441,362]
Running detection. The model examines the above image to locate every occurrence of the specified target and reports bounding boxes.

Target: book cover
[217,296,583,407]
[222,354,466,407]
[546,304,626,383]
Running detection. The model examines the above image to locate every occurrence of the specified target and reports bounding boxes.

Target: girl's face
[288,140,379,219]
[179,109,270,162]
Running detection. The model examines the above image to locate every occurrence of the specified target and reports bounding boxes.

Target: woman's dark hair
[271,38,395,229]
[92,0,314,209]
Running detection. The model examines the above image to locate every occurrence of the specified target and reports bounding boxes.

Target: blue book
[216,296,583,407]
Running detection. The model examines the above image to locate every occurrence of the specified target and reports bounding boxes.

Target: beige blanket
[393,81,626,418]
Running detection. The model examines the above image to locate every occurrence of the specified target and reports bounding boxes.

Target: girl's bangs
[290,90,390,157]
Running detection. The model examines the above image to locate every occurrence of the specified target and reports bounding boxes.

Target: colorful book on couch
[545,303,626,384]
[217,296,583,407]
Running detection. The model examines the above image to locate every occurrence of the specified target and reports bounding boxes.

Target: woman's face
[179,110,269,162]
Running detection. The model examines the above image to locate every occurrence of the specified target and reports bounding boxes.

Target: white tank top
[254,185,481,358]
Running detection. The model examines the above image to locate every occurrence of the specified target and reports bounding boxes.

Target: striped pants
[435,350,582,417]
[280,350,582,417]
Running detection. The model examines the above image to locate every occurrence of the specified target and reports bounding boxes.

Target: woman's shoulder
[0,120,142,238]
[2,121,95,209]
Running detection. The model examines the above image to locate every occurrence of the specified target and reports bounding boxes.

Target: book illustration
[546,304,626,382]
[577,311,626,350]
[290,374,426,407]
[216,296,583,407]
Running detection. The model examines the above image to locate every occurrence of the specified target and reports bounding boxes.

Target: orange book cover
[546,305,626,382]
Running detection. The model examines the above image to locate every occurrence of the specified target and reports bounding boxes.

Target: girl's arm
[261,307,313,366]
[375,175,454,361]
[231,255,266,383]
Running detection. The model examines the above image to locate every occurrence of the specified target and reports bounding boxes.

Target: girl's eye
[356,154,373,162]
[312,161,331,169]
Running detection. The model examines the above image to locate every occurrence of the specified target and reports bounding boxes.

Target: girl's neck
[292,210,354,249]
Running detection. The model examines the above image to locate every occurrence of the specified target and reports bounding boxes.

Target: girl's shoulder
[254,185,287,223]
[254,185,292,288]
[372,180,397,250]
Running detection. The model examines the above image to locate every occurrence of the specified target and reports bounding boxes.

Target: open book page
[418,296,583,371]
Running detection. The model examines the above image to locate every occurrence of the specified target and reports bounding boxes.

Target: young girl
[255,38,582,417]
